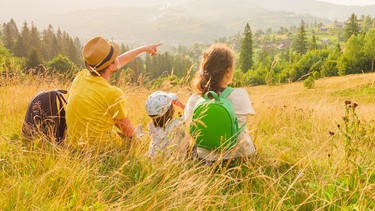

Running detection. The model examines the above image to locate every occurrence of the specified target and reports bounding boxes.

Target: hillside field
[0,72,374,210]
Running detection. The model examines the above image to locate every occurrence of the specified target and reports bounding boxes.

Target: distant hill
[16,0,375,47]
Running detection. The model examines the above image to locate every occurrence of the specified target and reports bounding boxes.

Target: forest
[1,13,375,88]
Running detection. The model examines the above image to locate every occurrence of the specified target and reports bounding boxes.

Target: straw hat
[82,36,120,71]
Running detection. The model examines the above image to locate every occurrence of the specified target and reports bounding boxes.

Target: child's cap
[145,91,177,118]
[169,93,178,101]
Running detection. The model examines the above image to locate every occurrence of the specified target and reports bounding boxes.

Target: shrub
[303,76,315,89]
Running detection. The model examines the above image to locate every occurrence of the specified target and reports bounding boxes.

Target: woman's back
[184,88,256,161]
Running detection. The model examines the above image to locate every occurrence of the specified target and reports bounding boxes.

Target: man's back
[66,70,127,146]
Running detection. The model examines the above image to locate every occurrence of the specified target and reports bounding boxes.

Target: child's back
[145,91,189,160]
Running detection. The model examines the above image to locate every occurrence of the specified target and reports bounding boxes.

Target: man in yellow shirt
[66,36,162,147]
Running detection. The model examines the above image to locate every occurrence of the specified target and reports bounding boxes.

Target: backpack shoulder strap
[204,91,220,101]
[54,90,68,142]
[220,87,234,98]
[55,90,68,104]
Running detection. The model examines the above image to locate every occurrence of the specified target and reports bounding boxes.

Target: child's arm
[169,93,185,110]
[173,99,185,110]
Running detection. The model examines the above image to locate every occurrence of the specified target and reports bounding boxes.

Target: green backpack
[190,87,241,150]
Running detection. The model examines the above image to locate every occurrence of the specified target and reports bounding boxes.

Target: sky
[318,0,375,5]
[1,0,375,23]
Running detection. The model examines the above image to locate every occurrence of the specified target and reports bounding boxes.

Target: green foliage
[332,85,375,103]
[303,76,315,88]
[0,44,24,76]
[277,68,293,83]
[337,34,368,75]
[321,47,342,77]
[233,68,267,87]
[344,13,361,41]
[321,60,338,77]
[363,30,375,72]
[144,52,194,82]
[151,74,180,89]
[1,20,82,74]
[293,49,329,81]
[25,48,44,71]
[46,54,78,80]
[312,71,320,79]
[122,67,136,83]
[111,67,143,87]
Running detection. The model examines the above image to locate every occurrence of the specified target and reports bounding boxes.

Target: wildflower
[352,103,358,112]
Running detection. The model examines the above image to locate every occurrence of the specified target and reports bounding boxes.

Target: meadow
[1,72,375,210]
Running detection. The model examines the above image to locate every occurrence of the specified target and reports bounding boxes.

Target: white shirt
[184,88,256,161]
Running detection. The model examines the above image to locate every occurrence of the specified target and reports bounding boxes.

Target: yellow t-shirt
[66,70,127,147]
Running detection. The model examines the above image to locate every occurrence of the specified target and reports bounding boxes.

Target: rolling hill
[4,0,375,47]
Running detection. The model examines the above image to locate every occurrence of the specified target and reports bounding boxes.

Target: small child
[145,91,189,160]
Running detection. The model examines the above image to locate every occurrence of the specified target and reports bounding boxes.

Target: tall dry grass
[1,72,375,210]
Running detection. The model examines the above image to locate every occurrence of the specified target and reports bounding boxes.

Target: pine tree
[295,20,308,55]
[239,23,253,73]
[42,24,59,61]
[310,30,318,50]
[2,19,19,51]
[362,15,372,32]
[13,22,30,57]
[29,22,42,55]
[344,13,360,41]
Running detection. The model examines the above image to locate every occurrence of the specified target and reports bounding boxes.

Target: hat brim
[85,42,120,72]
[168,93,178,101]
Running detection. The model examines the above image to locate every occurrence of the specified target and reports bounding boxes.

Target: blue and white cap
[145,91,177,118]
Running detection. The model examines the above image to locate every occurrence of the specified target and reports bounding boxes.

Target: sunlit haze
[1,0,374,22]
[318,0,375,5]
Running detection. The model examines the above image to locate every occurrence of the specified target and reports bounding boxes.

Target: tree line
[1,13,375,87]
[0,19,196,84]
[235,13,375,87]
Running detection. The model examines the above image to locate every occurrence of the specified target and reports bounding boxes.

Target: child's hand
[170,93,185,110]
[173,99,185,110]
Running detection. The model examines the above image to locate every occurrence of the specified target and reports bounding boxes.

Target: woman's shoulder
[228,87,255,115]
[228,87,250,102]
[231,87,248,96]
[186,94,201,108]
[187,94,201,102]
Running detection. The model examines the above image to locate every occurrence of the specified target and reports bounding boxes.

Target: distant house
[321,38,331,45]
[319,26,328,31]
[334,22,345,29]
[277,44,287,50]
[278,40,291,50]
[261,43,277,50]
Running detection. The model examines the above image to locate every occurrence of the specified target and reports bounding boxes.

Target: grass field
[1,72,375,210]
